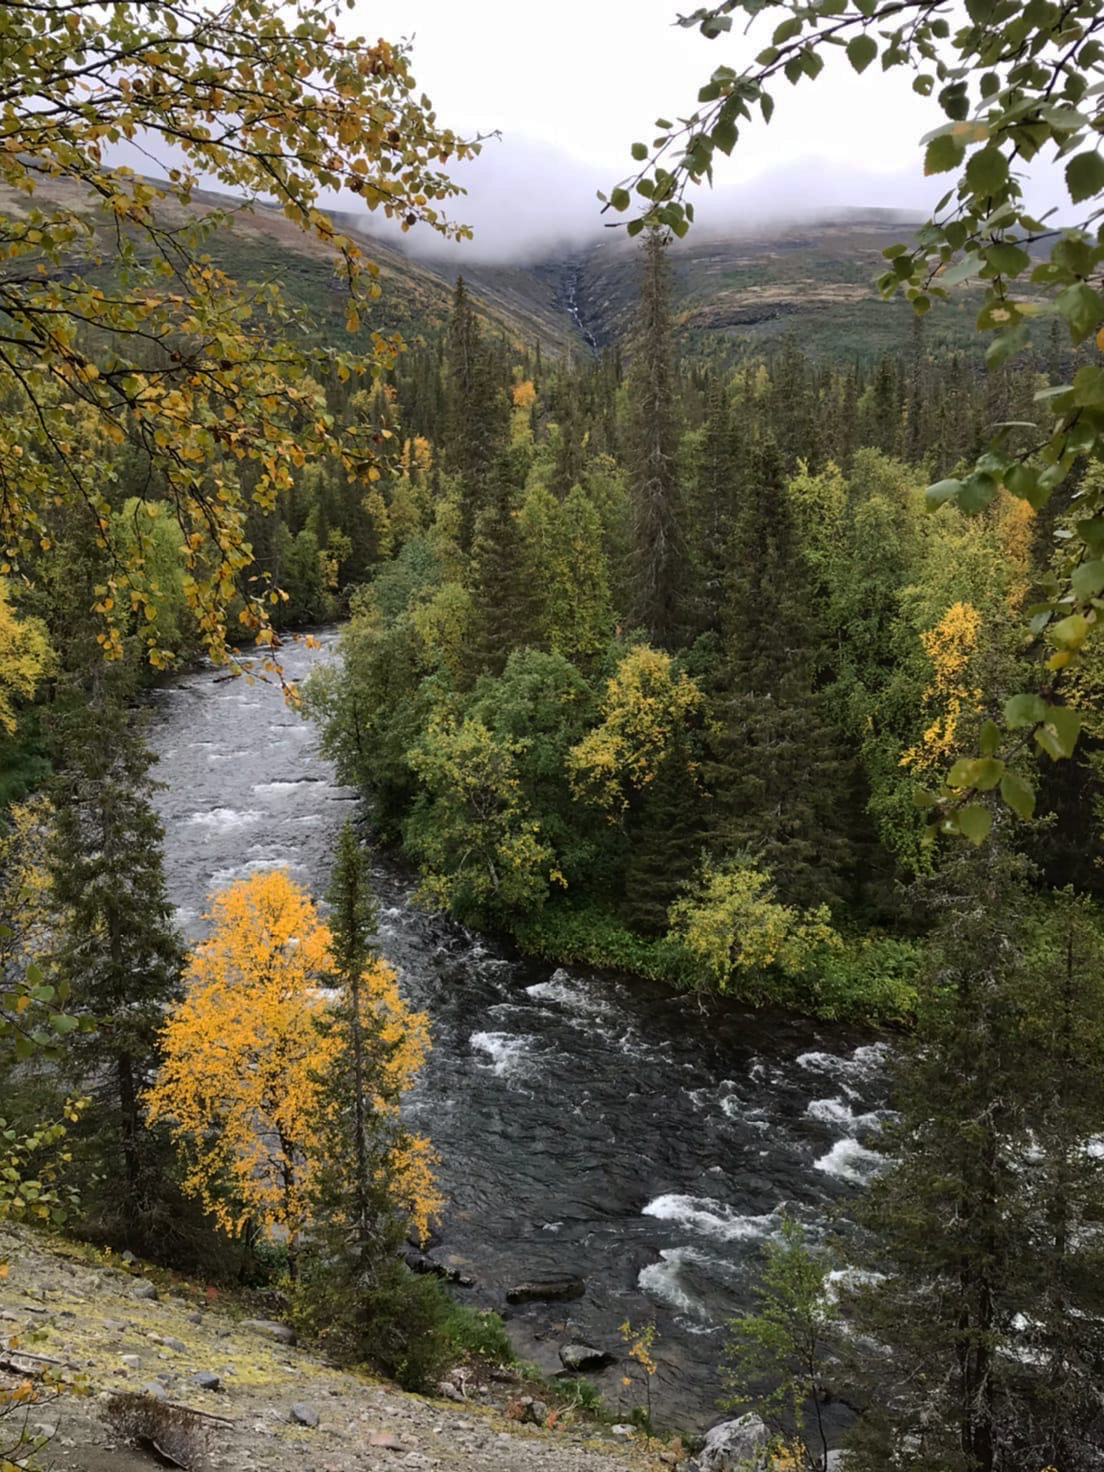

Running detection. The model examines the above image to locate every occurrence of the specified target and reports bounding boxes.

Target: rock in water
[558,1343,615,1372]
[700,1414,771,1472]
[504,1275,584,1304]
[240,1317,297,1345]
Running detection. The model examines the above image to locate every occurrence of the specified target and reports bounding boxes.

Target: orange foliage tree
[147,867,437,1278]
[145,870,332,1275]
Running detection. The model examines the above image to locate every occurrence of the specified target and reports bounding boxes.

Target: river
[145,627,891,1434]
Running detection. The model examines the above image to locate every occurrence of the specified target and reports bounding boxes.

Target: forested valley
[3,3,1104,1472]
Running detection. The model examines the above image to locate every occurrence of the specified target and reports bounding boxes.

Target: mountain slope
[4,173,978,363]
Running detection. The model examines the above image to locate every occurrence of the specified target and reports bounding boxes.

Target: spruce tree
[845,847,1104,1472]
[300,822,447,1387]
[685,374,740,636]
[443,277,509,552]
[46,697,184,1249]
[468,449,531,675]
[626,229,684,648]
[705,438,853,910]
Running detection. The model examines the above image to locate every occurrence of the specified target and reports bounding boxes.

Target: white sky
[352,0,955,256]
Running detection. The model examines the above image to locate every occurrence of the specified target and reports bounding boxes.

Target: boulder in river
[558,1342,615,1372]
[699,1413,771,1471]
[505,1275,584,1304]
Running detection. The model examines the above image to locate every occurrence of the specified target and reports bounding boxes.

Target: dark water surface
[146,629,890,1432]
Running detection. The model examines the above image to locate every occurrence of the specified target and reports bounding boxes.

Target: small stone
[240,1317,296,1345]
[528,1399,549,1425]
[290,1403,319,1429]
[102,1319,128,1333]
[191,1371,221,1391]
[121,1250,136,1265]
[120,1354,142,1370]
[187,1311,203,1325]
[131,1280,158,1301]
[611,1424,636,1438]
[367,1432,408,1450]
[162,1337,186,1353]
[141,1382,167,1400]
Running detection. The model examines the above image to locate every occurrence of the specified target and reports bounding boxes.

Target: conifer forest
[2,4,1104,1471]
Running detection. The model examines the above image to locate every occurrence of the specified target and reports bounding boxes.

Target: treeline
[303,235,1094,1020]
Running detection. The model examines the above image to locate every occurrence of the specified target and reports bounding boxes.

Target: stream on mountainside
[144,628,893,1436]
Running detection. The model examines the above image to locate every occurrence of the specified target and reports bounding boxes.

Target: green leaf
[947,758,975,788]
[1000,771,1036,820]
[631,142,648,162]
[985,241,1031,277]
[1004,692,1046,727]
[772,16,803,44]
[711,118,738,155]
[965,146,1009,195]
[1035,705,1081,760]
[609,188,631,212]
[941,252,983,287]
[1071,364,1104,407]
[1049,612,1089,650]
[924,132,965,175]
[1072,559,1104,599]
[48,1014,79,1035]
[846,34,877,73]
[958,805,992,845]
[1056,282,1103,343]
[1065,149,1104,204]
[979,720,1000,757]
[971,758,1004,792]
[926,477,963,507]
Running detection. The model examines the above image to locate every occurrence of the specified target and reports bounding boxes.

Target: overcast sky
[350,0,965,258]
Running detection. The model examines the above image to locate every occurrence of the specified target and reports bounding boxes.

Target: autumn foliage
[146,869,436,1269]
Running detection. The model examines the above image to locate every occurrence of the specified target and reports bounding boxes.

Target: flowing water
[146,628,892,1433]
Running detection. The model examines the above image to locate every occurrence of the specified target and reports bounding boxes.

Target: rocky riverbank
[0,1226,672,1472]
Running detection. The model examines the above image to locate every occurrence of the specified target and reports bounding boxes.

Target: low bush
[442,1304,514,1365]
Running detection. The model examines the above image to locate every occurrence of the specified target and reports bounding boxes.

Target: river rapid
[145,628,891,1434]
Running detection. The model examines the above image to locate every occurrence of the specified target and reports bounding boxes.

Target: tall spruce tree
[705,438,852,910]
[468,448,532,675]
[46,697,183,1249]
[844,847,1104,1472]
[626,229,684,648]
[686,373,740,636]
[300,822,446,1386]
[443,277,509,552]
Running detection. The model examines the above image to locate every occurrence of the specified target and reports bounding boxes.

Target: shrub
[801,935,922,1024]
[442,1305,514,1365]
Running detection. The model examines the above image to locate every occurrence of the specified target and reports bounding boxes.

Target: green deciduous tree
[404,715,561,923]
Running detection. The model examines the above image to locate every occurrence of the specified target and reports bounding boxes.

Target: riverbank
[0,1225,669,1472]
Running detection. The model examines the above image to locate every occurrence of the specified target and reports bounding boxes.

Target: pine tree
[705,439,853,910]
[46,698,183,1248]
[626,230,684,648]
